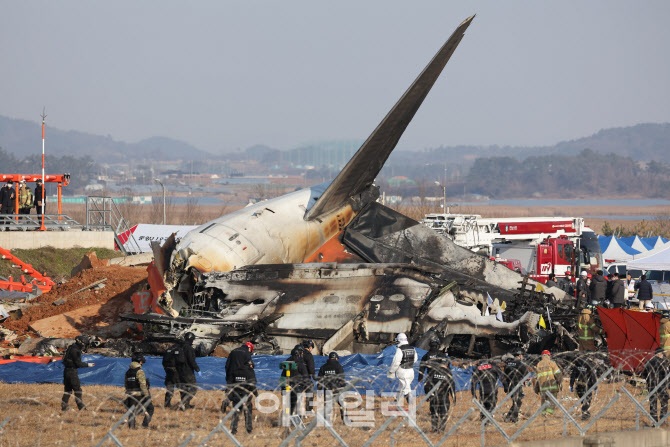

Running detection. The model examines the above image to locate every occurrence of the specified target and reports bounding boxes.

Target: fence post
[198,394,249,447]
[0,417,10,441]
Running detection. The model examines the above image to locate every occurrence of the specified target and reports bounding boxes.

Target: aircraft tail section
[305,15,474,221]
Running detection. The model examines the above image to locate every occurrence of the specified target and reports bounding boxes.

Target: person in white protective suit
[387,333,417,406]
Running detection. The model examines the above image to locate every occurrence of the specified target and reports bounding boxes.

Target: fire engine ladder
[84,196,141,255]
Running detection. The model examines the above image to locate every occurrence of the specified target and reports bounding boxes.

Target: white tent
[602,236,642,262]
[620,235,653,253]
[627,244,670,270]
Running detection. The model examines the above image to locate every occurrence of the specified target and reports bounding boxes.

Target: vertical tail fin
[305,15,475,220]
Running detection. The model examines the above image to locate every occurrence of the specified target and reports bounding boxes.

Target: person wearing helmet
[471,358,507,422]
[281,344,309,415]
[388,333,417,408]
[502,351,528,423]
[176,332,200,411]
[569,353,598,421]
[301,340,317,412]
[533,350,563,416]
[419,338,455,432]
[318,352,347,424]
[61,335,95,411]
[18,180,33,215]
[124,353,154,429]
[224,342,257,434]
[577,309,599,352]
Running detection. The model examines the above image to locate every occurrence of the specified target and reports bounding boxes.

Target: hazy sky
[2,1,669,154]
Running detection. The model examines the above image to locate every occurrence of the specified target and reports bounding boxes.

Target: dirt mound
[3,265,147,338]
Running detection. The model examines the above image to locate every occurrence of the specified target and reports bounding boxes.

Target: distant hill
[0,115,213,164]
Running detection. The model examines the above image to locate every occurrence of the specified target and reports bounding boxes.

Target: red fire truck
[422,214,603,283]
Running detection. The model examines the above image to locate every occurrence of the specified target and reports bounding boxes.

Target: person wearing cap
[224,342,257,434]
[642,347,670,423]
[0,180,16,215]
[176,332,200,411]
[318,352,347,424]
[502,351,528,423]
[569,353,598,421]
[17,180,33,215]
[577,309,599,352]
[577,271,590,308]
[124,353,154,429]
[545,273,558,289]
[419,338,455,431]
[533,350,563,415]
[61,335,95,411]
[34,178,44,215]
[388,333,417,407]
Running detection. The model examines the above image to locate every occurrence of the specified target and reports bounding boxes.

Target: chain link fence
[0,350,667,446]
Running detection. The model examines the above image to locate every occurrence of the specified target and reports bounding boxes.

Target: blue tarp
[0,346,475,393]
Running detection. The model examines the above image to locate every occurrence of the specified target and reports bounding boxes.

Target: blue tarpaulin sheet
[0,346,474,393]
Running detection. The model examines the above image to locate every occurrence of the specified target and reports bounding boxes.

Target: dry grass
[0,380,656,447]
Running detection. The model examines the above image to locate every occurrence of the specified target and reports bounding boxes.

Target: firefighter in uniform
[388,333,417,407]
[176,332,200,410]
[419,338,456,431]
[569,354,598,420]
[162,341,180,408]
[124,353,154,429]
[318,352,347,424]
[471,359,506,422]
[660,318,670,356]
[61,335,95,411]
[224,342,257,434]
[534,350,563,415]
[643,347,670,423]
[577,309,598,352]
[502,351,528,423]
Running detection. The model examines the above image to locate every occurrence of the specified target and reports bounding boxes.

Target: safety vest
[125,367,142,393]
[400,346,415,369]
[660,320,670,352]
[578,314,596,342]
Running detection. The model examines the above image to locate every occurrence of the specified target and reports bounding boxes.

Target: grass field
[0,379,659,447]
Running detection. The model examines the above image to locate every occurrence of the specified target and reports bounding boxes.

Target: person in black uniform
[61,335,95,411]
[176,332,200,410]
[318,351,347,424]
[419,338,456,432]
[162,341,180,408]
[471,358,507,421]
[502,351,528,423]
[124,353,154,429]
[224,342,257,434]
[301,339,317,412]
[34,178,44,215]
[643,347,670,423]
[569,354,598,420]
[281,345,310,415]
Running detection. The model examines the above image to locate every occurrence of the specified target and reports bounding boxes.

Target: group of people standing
[576,269,654,310]
[0,179,44,216]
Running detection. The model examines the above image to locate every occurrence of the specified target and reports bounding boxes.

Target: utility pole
[155,178,166,225]
[39,108,47,231]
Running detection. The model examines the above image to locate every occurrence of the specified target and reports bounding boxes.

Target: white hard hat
[396,333,408,343]
[581,271,588,277]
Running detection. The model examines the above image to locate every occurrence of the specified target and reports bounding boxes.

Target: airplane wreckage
[122,15,583,358]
